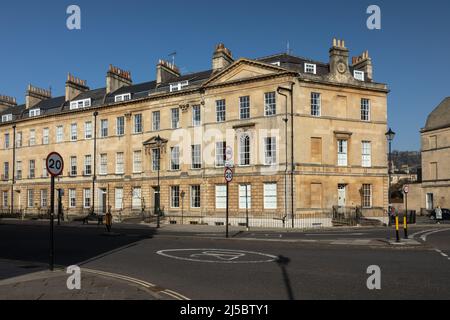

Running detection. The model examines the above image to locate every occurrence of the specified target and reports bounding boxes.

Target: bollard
[403,215,408,239]
[395,216,400,243]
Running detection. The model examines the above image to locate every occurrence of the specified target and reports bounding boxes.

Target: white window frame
[99,154,107,175]
[171,186,180,208]
[354,70,365,81]
[100,119,108,137]
[239,96,250,120]
[42,128,49,145]
[190,185,201,209]
[337,140,348,167]
[264,92,276,116]
[115,188,124,210]
[2,191,8,207]
[116,152,124,174]
[69,189,76,208]
[239,134,251,166]
[2,114,12,122]
[362,141,372,168]
[115,93,131,103]
[70,98,91,110]
[4,133,10,149]
[133,150,142,173]
[191,145,202,169]
[132,187,142,210]
[362,184,372,208]
[264,137,277,165]
[29,160,35,179]
[116,117,125,136]
[215,141,226,167]
[29,108,41,117]
[40,189,48,208]
[83,189,91,209]
[171,146,180,171]
[169,80,189,92]
[311,92,321,117]
[56,126,64,143]
[84,121,93,139]
[192,105,201,127]
[29,129,36,146]
[216,100,226,122]
[171,108,180,129]
[264,183,277,209]
[70,123,78,141]
[152,148,160,171]
[84,155,92,176]
[70,156,77,176]
[27,189,34,208]
[305,63,317,74]
[42,160,48,178]
[215,185,227,209]
[361,99,370,121]
[152,111,160,131]
[239,184,252,209]
[134,114,143,133]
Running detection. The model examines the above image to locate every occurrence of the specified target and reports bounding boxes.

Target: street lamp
[385,128,396,214]
[180,190,185,225]
[155,135,163,228]
[92,111,99,216]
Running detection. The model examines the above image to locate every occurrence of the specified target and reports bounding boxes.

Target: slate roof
[424,97,450,131]
[0,53,376,125]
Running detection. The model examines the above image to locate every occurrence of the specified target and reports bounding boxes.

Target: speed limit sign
[46,152,64,177]
[224,167,233,183]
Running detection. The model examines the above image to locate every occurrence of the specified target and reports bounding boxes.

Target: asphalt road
[0,220,449,300]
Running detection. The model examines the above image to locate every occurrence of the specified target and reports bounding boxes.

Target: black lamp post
[181,190,185,225]
[92,111,98,215]
[385,128,396,213]
[155,135,163,228]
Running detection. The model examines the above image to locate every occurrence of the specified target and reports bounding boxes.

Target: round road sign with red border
[224,167,233,183]
[46,152,64,177]
[403,185,409,194]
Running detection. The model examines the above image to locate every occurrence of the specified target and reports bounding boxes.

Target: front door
[153,187,160,215]
[338,184,346,207]
[426,193,434,210]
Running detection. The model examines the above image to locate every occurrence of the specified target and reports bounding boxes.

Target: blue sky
[0,0,449,151]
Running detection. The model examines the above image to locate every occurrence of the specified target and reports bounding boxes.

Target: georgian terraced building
[0,39,389,227]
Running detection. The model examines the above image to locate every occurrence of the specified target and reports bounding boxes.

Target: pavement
[0,219,449,300]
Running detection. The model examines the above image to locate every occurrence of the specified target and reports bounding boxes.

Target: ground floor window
[40,189,48,208]
[191,185,201,208]
[69,189,76,208]
[2,191,8,208]
[362,184,372,208]
[171,186,180,208]
[132,187,142,209]
[83,189,91,209]
[115,188,123,210]
[215,185,227,209]
[264,183,277,209]
[27,189,34,208]
[239,185,252,209]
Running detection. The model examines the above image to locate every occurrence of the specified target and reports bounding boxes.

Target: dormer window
[271,61,281,66]
[115,93,131,103]
[354,70,365,81]
[304,63,317,74]
[169,80,189,92]
[70,98,91,110]
[29,109,41,117]
[1,114,12,122]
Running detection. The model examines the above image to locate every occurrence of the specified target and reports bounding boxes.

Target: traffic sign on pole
[224,167,233,183]
[46,152,64,177]
[403,185,409,194]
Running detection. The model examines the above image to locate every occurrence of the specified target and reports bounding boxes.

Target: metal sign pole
[226,181,229,239]
[50,176,55,271]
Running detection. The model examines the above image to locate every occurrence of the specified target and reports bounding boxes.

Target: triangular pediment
[203,58,290,87]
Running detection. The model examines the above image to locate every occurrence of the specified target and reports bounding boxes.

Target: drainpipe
[11,124,16,215]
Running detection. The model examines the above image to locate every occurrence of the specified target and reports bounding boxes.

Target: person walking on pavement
[105,211,113,233]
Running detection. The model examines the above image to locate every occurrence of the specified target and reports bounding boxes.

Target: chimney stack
[66,73,90,101]
[106,65,132,94]
[156,59,180,85]
[352,50,373,81]
[25,84,52,109]
[0,94,17,112]
[212,43,233,73]
[329,38,350,76]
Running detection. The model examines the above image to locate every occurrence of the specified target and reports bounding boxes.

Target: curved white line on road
[156,249,278,264]
[82,268,190,300]
[410,229,437,239]
[419,228,450,242]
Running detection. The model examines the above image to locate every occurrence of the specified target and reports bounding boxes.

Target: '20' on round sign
[46,152,64,177]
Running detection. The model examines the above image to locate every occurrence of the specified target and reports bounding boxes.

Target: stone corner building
[0,39,389,227]
[408,97,450,212]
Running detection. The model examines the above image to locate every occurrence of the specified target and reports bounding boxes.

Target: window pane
[264,92,276,116]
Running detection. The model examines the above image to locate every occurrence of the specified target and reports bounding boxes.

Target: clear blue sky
[1,0,449,151]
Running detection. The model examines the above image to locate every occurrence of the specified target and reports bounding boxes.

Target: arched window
[239,134,251,166]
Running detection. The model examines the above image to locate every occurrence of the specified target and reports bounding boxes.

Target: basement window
[1,114,12,122]
[354,70,365,81]
[169,80,189,92]
[70,98,91,110]
[304,63,317,74]
[29,109,41,117]
[115,93,131,103]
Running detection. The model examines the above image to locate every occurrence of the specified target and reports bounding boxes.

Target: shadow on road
[0,221,156,279]
[276,255,294,300]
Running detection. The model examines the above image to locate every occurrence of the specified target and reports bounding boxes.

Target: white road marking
[410,229,437,239]
[420,228,450,241]
[156,249,278,264]
[82,268,189,300]
[306,233,365,236]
